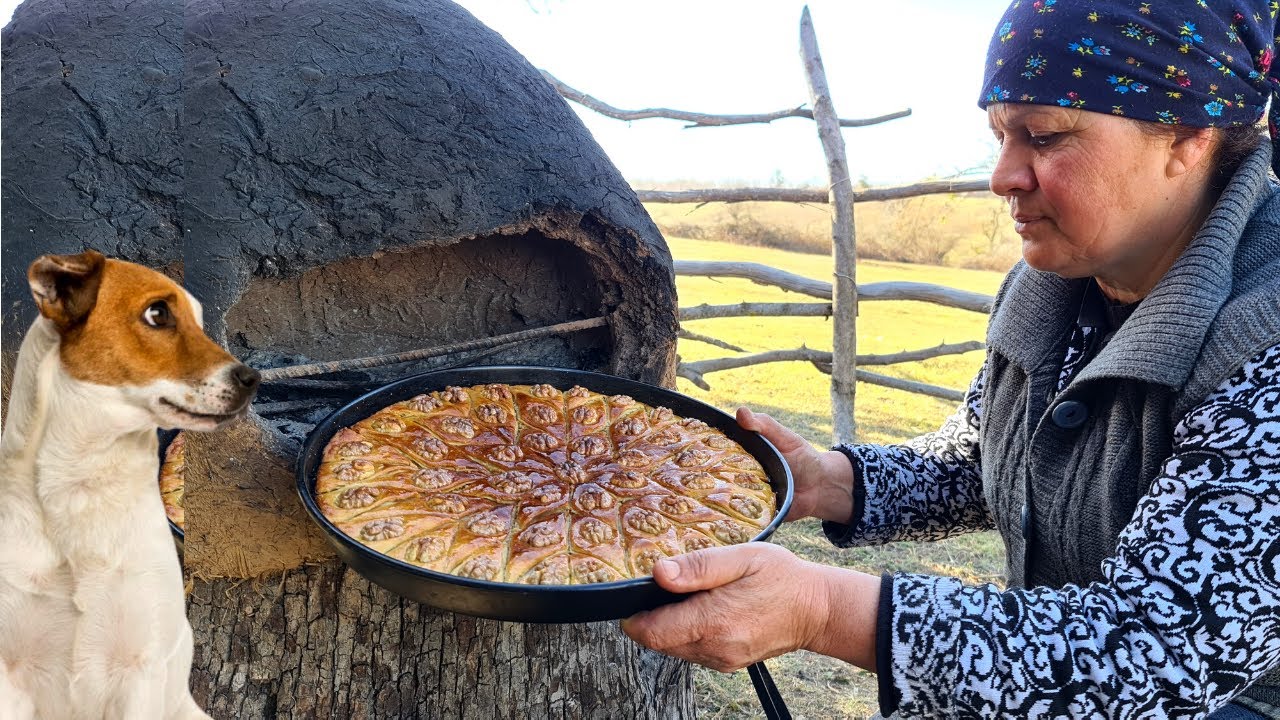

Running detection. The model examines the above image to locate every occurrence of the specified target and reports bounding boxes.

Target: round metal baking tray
[296,365,793,623]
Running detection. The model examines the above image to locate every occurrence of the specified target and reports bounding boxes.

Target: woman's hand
[620,543,880,672]
[621,543,829,671]
[736,407,856,524]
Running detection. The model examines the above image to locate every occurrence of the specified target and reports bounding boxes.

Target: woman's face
[987,104,1210,291]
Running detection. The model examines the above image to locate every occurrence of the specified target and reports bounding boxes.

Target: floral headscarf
[979,1,1280,173]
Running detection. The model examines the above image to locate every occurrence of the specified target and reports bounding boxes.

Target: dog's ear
[28,250,107,330]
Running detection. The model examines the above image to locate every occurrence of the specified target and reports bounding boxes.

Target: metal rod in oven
[256,316,610,382]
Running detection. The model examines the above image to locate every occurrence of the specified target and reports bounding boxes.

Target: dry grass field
[646,191,1022,271]
[660,233,1010,718]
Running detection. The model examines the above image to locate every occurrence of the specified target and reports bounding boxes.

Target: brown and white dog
[0,251,259,719]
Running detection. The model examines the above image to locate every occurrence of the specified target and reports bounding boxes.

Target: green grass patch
[668,236,1008,718]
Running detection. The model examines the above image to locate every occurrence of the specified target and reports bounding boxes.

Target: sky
[0,0,1013,187]
[451,0,1012,186]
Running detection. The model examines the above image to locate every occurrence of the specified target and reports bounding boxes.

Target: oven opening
[224,232,611,447]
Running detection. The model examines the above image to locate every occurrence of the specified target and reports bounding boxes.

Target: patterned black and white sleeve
[823,360,995,546]
[879,341,1280,719]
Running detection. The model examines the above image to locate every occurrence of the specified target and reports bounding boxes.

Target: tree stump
[188,565,690,718]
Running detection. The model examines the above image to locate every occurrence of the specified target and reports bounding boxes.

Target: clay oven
[183,0,677,446]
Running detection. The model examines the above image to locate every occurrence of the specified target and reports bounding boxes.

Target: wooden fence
[547,7,994,445]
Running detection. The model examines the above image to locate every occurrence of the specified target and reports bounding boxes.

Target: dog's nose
[232,364,261,392]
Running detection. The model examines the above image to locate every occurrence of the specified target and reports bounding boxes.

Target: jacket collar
[988,142,1275,389]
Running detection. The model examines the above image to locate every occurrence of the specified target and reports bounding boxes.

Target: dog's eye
[142,301,174,328]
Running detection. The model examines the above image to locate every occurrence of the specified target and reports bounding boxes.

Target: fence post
[799,6,857,445]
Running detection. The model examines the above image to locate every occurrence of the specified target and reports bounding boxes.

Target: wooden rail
[674,261,995,313]
[680,341,983,376]
[675,260,831,297]
[636,178,991,205]
[541,70,911,129]
[678,328,745,352]
[677,357,968,403]
[679,302,833,321]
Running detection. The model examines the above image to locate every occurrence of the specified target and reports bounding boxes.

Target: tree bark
[189,565,691,719]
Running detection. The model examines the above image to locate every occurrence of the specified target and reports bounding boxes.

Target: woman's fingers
[621,598,752,672]
[735,406,764,431]
[735,407,811,456]
[621,597,707,655]
[737,406,842,522]
[650,543,763,593]
[621,544,824,672]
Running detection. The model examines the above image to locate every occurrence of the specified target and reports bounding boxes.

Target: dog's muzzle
[229,363,261,409]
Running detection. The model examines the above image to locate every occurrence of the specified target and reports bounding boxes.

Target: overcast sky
[1,0,1013,187]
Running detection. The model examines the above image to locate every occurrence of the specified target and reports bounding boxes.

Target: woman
[622,2,1280,718]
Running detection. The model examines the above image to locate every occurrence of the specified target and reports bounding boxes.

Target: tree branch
[677,328,747,352]
[858,282,993,314]
[677,352,968,401]
[679,302,833,321]
[674,261,832,298]
[673,261,994,313]
[678,342,983,377]
[676,350,967,402]
[635,179,991,204]
[542,70,910,129]
[675,363,711,391]
[860,341,985,366]
[855,370,965,403]
[682,347,832,375]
